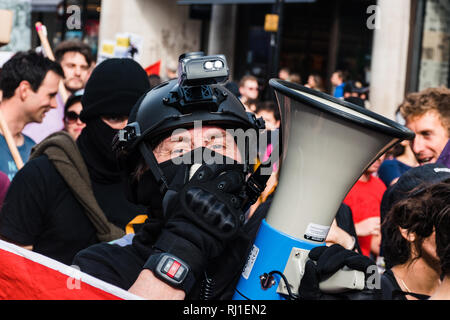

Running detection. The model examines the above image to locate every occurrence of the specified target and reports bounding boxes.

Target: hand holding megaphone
[298,244,381,300]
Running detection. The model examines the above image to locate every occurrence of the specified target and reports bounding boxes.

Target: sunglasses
[64,111,83,124]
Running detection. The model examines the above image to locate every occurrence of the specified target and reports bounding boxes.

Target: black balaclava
[132,147,243,213]
[77,58,150,184]
[77,118,123,183]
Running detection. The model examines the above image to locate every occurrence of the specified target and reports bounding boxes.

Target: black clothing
[29,130,125,242]
[72,194,359,299]
[77,118,122,184]
[380,269,406,300]
[79,58,150,123]
[344,96,366,108]
[334,203,362,253]
[73,195,268,299]
[0,155,145,265]
[380,269,430,300]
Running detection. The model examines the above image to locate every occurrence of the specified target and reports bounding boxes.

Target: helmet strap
[139,143,169,195]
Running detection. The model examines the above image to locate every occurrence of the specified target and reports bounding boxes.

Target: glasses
[64,111,83,124]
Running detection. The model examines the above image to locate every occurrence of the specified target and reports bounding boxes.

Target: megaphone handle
[318,267,366,294]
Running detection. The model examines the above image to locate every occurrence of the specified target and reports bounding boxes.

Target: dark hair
[64,90,84,115]
[54,39,94,66]
[333,70,345,81]
[431,181,450,275]
[148,74,161,90]
[382,179,450,269]
[239,75,258,88]
[0,51,64,99]
[386,143,406,158]
[256,100,280,121]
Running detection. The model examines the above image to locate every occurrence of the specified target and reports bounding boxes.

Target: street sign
[264,14,279,32]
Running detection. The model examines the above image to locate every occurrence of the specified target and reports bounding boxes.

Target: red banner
[0,240,141,300]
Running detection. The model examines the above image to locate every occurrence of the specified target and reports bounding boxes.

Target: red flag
[145,60,161,76]
[0,239,141,300]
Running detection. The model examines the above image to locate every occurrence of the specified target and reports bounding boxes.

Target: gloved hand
[298,244,381,300]
[144,161,248,293]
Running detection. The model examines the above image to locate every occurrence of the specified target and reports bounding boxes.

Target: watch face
[156,254,189,286]
[161,257,188,282]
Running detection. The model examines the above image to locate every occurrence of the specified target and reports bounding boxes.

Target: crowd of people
[0,41,449,300]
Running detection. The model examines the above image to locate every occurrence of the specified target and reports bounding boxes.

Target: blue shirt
[0,134,35,181]
[378,159,412,187]
[333,83,345,98]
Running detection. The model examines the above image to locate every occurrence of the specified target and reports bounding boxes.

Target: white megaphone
[233,79,414,300]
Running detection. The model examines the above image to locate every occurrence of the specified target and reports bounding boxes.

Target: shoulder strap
[30,131,125,242]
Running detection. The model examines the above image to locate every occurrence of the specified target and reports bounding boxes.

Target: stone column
[207,4,237,79]
[369,0,411,119]
[98,0,201,76]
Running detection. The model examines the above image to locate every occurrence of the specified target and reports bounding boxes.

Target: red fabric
[343,175,386,257]
[145,60,161,76]
[0,247,122,300]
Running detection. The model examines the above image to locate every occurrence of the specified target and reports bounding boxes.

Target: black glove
[298,244,382,300]
[143,162,248,293]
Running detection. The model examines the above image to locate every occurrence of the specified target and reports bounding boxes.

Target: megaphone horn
[233,79,414,300]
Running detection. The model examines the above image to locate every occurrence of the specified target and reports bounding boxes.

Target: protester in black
[0,58,150,265]
[73,58,268,299]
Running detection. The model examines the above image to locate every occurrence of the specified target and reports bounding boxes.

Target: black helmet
[123,78,263,152]
[113,53,266,206]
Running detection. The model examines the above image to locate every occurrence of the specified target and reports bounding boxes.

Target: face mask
[77,117,123,183]
[132,147,242,209]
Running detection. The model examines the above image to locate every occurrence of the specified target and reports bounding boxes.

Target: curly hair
[399,87,450,136]
[382,179,450,269]
[431,182,450,275]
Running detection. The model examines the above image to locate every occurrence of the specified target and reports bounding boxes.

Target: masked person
[0,58,150,266]
[73,53,268,300]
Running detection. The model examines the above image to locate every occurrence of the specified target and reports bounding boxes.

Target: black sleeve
[73,240,145,291]
[0,157,50,245]
[335,203,361,253]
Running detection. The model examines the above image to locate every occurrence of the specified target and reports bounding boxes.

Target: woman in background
[63,90,85,140]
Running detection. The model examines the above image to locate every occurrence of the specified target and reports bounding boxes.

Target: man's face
[406,111,449,165]
[153,126,241,164]
[278,69,290,81]
[330,73,342,86]
[60,51,91,92]
[239,80,259,101]
[23,71,60,123]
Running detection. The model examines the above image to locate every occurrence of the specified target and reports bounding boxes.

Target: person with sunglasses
[63,90,86,140]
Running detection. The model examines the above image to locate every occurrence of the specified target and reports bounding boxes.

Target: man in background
[0,51,63,180]
[400,87,450,166]
[23,40,95,143]
[330,70,345,98]
[238,75,259,111]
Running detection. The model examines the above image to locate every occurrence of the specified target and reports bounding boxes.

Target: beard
[65,78,84,92]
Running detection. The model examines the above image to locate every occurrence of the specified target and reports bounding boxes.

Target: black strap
[139,143,169,194]
[392,289,430,300]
